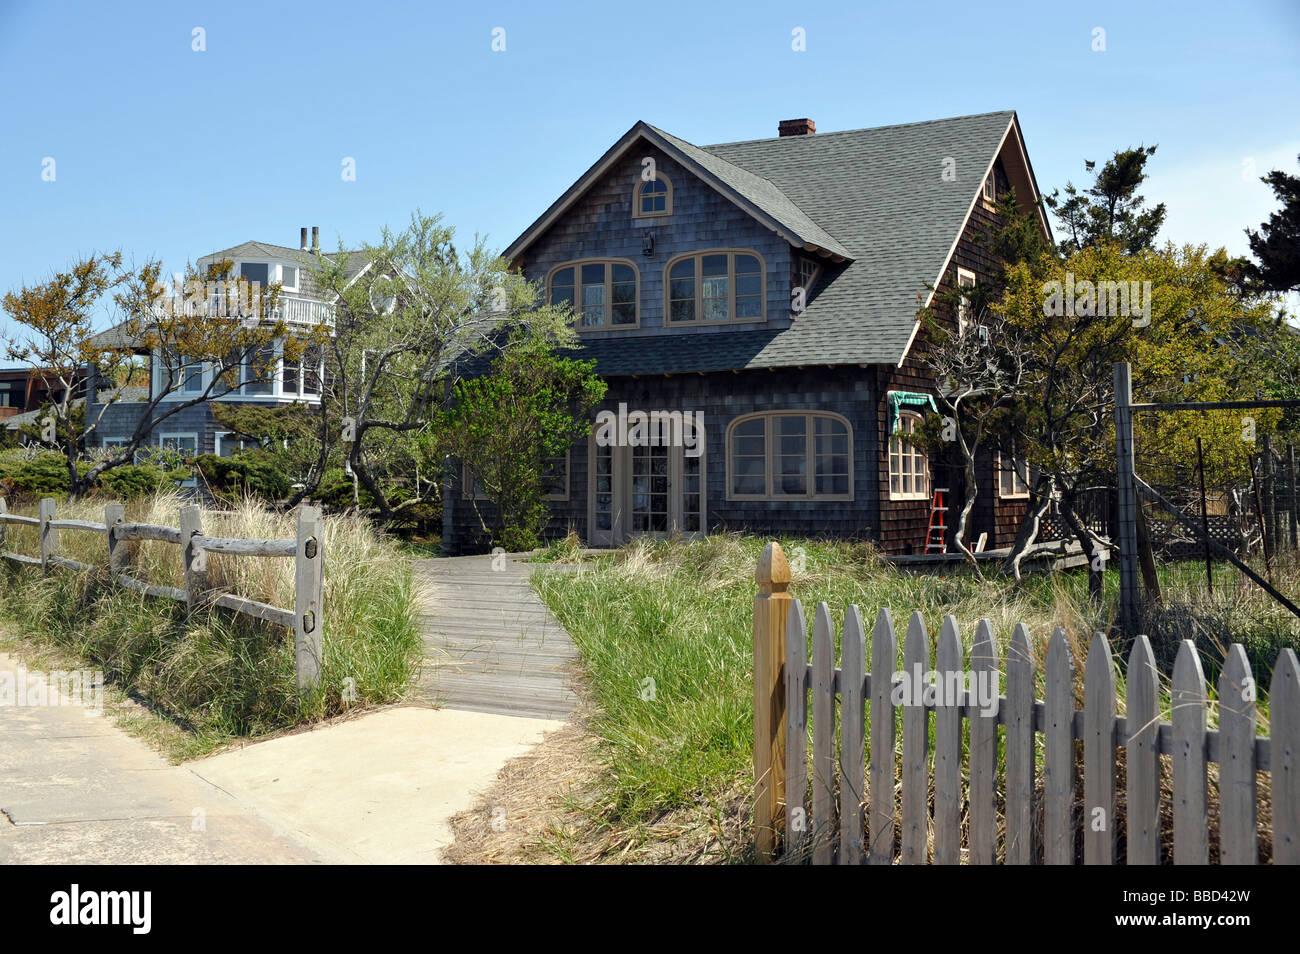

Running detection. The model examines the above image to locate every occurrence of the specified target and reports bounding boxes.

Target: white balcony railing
[149,293,335,327]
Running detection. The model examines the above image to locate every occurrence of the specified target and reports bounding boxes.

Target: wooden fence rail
[0,496,324,690]
[753,541,1299,865]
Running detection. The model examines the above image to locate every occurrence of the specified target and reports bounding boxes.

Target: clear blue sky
[1,0,1297,343]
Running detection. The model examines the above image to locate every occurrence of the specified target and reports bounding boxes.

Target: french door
[588,438,705,545]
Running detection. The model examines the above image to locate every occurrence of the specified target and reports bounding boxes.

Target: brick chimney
[300,227,309,251]
[778,118,815,137]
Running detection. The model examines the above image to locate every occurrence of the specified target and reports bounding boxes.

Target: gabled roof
[505,110,1045,371]
[200,240,371,287]
[503,121,853,263]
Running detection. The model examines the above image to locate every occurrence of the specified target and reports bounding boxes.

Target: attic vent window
[633,172,673,218]
[983,172,996,203]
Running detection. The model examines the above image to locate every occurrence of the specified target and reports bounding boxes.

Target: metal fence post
[38,497,56,571]
[294,504,323,690]
[180,504,205,612]
[1113,363,1140,637]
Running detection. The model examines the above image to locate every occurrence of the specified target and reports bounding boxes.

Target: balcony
[150,293,335,328]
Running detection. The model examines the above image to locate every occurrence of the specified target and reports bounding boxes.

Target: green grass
[532,534,1298,861]
[0,490,422,761]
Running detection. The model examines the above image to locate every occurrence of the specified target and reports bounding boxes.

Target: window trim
[546,259,641,331]
[888,411,930,501]
[631,171,673,219]
[725,410,853,502]
[157,431,199,487]
[997,446,1030,499]
[982,171,996,204]
[665,249,766,326]
[956,266,976,337]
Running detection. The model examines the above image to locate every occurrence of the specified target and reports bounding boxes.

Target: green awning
[887,390,937,433]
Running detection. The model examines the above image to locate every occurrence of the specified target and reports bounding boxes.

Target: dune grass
[532,533,1297,862]
[0,490,421,760]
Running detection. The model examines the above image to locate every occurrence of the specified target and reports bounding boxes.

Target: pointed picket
[811,602,837,865]
[1083,632,1117,865]
[1005,622,1036,864]
[1273,649,1300,865]
[867,607,898,865]
[839,605,867,865]
[899,611,929,864]
[1125,635,1161,866]
[1217,644,1257,865]
[1044,627,1076,864]
[1172,639,1209,864]
[968,618,1000,865]
[933,615,964,865]
[784,599,809,859]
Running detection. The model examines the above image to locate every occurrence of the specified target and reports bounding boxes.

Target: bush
[195,451,291,501]
[94,464,186,500]
[0,451,70,496]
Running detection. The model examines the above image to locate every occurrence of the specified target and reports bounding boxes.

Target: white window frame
[998,445,1030,499]
[889,412,930,501]
[956,267,976,338]
[983,171,996,204]
[278,263,299,293]
[157,432,199,487]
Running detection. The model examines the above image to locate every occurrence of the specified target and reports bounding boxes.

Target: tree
[1245,154,1300,294]
[438,336,605,550]
[2,254,311,499]
[308,211,576,524]
[1045,146,1167,256]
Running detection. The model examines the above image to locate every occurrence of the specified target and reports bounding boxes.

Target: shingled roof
[506,111,1042,374]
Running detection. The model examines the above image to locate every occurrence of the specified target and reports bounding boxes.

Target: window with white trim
[215,432,257,458]
[548,260,639,328]
[956,267,976,337]
[889,412,930,500]
[999,443,1030,498]
[727,412,851,500]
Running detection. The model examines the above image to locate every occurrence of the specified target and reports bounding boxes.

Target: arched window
[727,411,852,501]
[889,412,930,500]
[547,260,639,329]
[666,250,765,323]
[632,172,673,218]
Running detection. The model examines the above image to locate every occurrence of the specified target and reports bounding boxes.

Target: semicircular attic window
[632,172,673,218]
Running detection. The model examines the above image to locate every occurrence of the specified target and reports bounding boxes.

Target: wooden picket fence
[752,542,1299,864]
[0,496,324,689]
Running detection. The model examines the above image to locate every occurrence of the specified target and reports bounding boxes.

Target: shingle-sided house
[444,111,1052,556]
[86,228,365,462]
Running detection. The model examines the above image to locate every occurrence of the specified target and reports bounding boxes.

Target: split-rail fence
[0,496,324,688]
[753,541,1298,864]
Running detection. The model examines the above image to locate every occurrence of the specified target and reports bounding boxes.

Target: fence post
[294,504,324,691]
[104,503,126,579]
[180,504,205,612]
[0,497,7,554]
[1113,362,1140,636]
[38,497,56,571]
[753,541,791,861]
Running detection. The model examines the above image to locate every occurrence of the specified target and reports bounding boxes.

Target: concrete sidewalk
[0,653,325,864]
[0,651,561,864]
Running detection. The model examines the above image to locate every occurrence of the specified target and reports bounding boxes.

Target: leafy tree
[437,337,606,550]
[2,254,315,499]
[1245,154,1300,294]
[1045,146,1167,256]
[307,212,577,524]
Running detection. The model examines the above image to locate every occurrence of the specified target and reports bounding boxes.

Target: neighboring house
[443,111,1052,556]
[1,367,88,432]
[85,227,366,463]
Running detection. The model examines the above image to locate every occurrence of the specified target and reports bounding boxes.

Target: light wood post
[0,498,7,554]
[180,504,205,612]
[753,540,791,861]
[104,503,126,578]
[38,497,56,571]
[294,504,323,690]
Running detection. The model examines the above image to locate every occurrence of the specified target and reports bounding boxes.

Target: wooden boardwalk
[411,554,579,720]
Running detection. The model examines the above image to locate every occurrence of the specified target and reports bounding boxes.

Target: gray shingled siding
[519,144,794,339]
[444,366,880,554]
[87,397,302,455]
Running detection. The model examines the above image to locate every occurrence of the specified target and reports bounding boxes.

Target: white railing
[148,294,335,327]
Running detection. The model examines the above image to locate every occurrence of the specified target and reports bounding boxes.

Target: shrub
[0,451,70,496]
[195,451,291,502]
[94,464,186,500]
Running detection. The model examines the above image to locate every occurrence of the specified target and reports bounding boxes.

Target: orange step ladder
[925,487,949,554]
